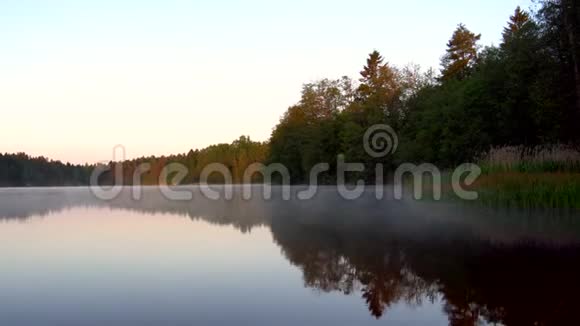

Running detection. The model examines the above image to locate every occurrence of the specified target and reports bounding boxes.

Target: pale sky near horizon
[1,0,533,164]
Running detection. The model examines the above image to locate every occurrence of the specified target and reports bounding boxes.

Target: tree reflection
[2,187,580,324]
[270,207,580,325]
[270,216,438,319]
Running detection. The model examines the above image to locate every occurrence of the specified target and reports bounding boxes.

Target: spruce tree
[358,51,402,118]
[502,6,532,43]
[440,24,481,81]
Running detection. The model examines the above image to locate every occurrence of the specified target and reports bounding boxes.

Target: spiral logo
[363,124,398,158]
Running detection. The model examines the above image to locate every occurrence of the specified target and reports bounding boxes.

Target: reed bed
[475,145,580,209]
[480,145,580,173]
[473,172,580,209]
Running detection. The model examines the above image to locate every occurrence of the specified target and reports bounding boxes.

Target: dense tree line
[0,136,267,186]
[97,136,268,185]
[0,153,92,186]
[268,1,580,182]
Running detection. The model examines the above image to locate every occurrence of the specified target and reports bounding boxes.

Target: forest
[0,153,91,187]
[268,1,580,181]
[2,0,580,208]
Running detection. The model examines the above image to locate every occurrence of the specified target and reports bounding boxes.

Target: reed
[480,145,580,173]
[473,172,580,209]
[474,145,580,209]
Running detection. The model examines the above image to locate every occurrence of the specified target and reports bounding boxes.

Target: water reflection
[273,211,580,325]
[1,187,579,325]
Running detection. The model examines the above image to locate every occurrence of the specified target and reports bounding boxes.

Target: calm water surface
[1,187,579,325]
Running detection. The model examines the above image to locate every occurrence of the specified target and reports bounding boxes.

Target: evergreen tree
[358,51,402,114]
[502,6,532,43]
[441,24,481,82]
[537,0,580,140]
[497,7,545,144]
[359,50,384,91]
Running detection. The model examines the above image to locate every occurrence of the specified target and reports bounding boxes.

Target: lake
[0,187,579,325]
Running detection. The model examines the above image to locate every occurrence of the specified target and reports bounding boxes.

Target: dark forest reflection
[272,212,580,325]
[1,187,580,325]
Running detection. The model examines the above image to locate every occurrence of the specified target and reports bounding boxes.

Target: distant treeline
[97,136,268,185]
[0,153,92,187]
[0,136,267,187]
[2,1,579,186]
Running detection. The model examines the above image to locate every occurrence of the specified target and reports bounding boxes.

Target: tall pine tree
[358,51,402,123]
[440,24,481,82]
[502,6,532,43]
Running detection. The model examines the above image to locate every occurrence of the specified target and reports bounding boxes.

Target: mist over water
[1,187,579,325]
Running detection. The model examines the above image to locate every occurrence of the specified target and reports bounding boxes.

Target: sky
[0,0,533,164]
